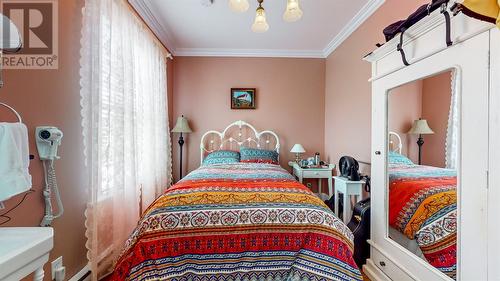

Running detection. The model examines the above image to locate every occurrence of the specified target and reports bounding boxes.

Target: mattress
[108,163,362,281]
[388,227,424,259]
[389,163,457,279]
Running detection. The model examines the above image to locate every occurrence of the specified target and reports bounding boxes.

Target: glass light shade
[283,0,303,22]
[252,7,269,33]
[171,115,193,133]
[228,0,249,13]
[407,119,434,135]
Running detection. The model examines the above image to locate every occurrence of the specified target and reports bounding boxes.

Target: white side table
[0,227,53,281]
[333,176,364,224]
[289,161,335,201]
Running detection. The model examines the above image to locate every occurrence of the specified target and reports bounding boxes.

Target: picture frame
[231,88,256,109]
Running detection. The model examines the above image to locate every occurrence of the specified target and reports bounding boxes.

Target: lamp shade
[171,115,193,133]
[290,144,306,153]
[252,6,269,33]
[407,119,434,135]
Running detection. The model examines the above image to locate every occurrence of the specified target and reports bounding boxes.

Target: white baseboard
[363,259,391,281]
[69,264,90,281]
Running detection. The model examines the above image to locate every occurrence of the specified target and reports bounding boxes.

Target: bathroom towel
[0,122,32,201]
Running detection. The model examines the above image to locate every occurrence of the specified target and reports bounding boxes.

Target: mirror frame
[385,68,458,280]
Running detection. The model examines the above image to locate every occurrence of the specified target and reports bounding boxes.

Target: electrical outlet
[51,256,63,280]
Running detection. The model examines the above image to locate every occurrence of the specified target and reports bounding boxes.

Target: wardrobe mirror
[387,70,457,280]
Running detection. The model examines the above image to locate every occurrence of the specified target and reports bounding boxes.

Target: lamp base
[295,153,301,163]
[417,135,424,165]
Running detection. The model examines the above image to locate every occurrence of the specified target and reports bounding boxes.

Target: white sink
[0,227,54,281]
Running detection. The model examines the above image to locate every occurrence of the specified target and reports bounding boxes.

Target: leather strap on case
[397,28,411,66]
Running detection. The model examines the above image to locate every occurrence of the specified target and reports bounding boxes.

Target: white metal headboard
[200,120,280,163]
[389,131,402,154]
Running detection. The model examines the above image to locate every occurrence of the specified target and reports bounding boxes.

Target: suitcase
[347,198,371,268]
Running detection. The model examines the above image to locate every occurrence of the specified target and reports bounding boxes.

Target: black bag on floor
[347,198,371,268]
[382,0,453,66]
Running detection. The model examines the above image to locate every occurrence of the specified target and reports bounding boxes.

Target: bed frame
[200,120,280,163]
[389,131,402,154]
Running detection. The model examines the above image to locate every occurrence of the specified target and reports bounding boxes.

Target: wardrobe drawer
[372,247,415,281]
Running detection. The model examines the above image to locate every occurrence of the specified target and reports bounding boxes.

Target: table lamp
[171,115,192,179]
[407,118,434,165]
[290,144,306,163]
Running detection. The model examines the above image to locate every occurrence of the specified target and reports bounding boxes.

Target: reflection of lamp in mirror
[407,118,434,165]
[290,144,306,163]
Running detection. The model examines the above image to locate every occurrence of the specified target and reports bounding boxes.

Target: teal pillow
[388,151,414,165]
[240,147,279,165]
[203,150,240,166]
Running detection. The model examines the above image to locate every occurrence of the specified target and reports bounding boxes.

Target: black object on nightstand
[347,197,371,268]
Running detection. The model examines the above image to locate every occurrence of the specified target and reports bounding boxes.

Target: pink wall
[172,57,326,181]
[388,80,423,163]
[387,71,452,167]
[0,1,87,279]
[0,1,174,280]
[324,0,429,175]
[422,71,452,167]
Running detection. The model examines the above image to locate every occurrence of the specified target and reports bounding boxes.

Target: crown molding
[128,0,177,53]
[129,0,385,59]
[322,0,385,58]
[174,48,325,58]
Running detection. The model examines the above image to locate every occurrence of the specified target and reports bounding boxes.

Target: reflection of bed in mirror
[388,132,457,279]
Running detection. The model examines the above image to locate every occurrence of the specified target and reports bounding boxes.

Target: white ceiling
[129,0,384,58]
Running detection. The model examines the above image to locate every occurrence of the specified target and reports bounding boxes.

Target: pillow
[202,150,240,166]
[388,151,414,165]
[240,147,279,165]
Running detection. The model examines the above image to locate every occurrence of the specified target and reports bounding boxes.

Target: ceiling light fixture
[283,0,303,22]
[229,0,303,33]
[229,0,250,13]
[251,0,269,33]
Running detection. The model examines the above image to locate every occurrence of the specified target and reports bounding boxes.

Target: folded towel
[0,122,32,201]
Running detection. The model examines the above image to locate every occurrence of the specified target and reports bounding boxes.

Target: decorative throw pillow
[202,150,240,166]
[240,147,279,165]
[388,151,414,166]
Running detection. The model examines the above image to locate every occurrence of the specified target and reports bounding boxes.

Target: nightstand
[333,176,365,224]
[289,161,335,201]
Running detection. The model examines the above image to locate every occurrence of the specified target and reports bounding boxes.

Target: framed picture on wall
[231,88,256,109]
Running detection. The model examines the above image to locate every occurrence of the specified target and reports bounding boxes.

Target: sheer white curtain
[79,0,172,278]
[445,70,459,169]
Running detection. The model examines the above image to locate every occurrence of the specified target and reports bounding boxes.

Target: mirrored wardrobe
[364,8,499,281]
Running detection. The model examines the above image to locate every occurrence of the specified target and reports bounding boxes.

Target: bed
[388,132,457,279]
[108,121,362,281]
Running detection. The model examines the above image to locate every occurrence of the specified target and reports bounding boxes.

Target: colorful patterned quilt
[109,163,362,281]
[389,163,457,279]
